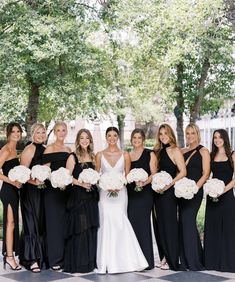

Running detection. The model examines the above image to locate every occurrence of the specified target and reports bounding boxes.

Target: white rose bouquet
[126,168,148,192]
[174,177,199,199]
[8,165,31,184]
[151,171,173,193]
[31,165,51,189]
[203,178,225,202]
[50,167,73,190]
[99,171,127,197]
[78,168,100,192]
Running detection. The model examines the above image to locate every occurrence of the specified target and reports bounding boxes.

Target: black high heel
[3,255,22,271]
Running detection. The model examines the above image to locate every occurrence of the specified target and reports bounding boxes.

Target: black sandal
[30,266,41,273]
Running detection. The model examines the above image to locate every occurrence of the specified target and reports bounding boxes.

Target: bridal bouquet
[8,165,31,184]
[126,168,148,192]
[203,178,225,202]
[31,165,51,189]
[78,168,100,192]
[151,171,173,193]
[174,177,199,199]
[50,167,73,190]
[99,171,127,197]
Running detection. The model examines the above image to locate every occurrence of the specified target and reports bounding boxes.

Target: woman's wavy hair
[211,129,233,168]
[154,123,177,160]
[75,129,95,165]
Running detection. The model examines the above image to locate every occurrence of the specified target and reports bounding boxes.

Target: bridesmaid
[153,124,186,270]
[204,129,235,272]
[19,123,47,272]
[64,129,99,273]
[179,123,210,270]
[42,121,71,270]
[0,122,22,270]
[127,128,157,270]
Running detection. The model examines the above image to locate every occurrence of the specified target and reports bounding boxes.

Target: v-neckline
[102,154,123,168]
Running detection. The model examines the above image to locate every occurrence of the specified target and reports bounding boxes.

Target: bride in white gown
[95,127,148,274]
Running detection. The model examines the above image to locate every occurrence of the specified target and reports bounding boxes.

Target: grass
[197,199,206,241]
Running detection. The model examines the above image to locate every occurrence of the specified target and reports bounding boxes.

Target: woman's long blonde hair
[75,129,95,164]
[154,123,177,159]
[185,123,201,146]
[53,121,67,133]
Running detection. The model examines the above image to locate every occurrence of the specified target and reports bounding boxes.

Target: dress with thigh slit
[0,158,20,256]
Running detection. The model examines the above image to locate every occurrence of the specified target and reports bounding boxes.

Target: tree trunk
[117,114,125,149]
[190,56,210,123]
[174,63,185,148]
[25,75,40,140]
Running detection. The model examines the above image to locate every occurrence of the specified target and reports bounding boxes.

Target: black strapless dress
[127,149,154,269]
[63,153,99,273]
[153,144,179,270]
[42,152,69,268]
[0,158,20,255]
[178,145,204,270]
[19,143,47,269]
[204,158,235,272]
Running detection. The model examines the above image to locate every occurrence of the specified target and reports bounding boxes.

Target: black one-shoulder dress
[42,152,69,268]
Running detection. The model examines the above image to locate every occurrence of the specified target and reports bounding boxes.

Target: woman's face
[9,126,22,142]
[213,131,224,148]
[106,130,119,145]
[33,127,46,144]
[131,133,144,148]
[54,125,67,141]
[159,128,170,145]
[185,127,198,146]
[79,131,90,149]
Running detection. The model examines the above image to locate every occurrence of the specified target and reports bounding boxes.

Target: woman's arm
[0,148,21,188]
[223,152,235,193]
[196,147,210,189]
[124,151,131,176]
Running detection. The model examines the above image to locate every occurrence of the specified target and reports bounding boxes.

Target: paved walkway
[1,261,235,282]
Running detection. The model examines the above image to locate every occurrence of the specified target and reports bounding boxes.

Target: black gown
[0,158,20,256]
[63,153,99,273]
[19,143,46,269]
[178,145,204,271]
[42,152,70,268]
[153,144,179,270]
[204,157,235,272]
[127,149,154,269]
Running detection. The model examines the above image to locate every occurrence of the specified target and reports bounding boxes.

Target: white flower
[174,177,199,199]
[78,168,100,185]
[151,171,173,193]
[8,165,31,184]
[31,165,51,182]
[50,167,73,190]
[99,171,127,197]
[203,178,225,200]
[126,168,148,183]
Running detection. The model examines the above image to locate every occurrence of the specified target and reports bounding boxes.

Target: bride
[95,127,148,274]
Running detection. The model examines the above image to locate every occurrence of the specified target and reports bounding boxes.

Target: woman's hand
[11,180,22,189]
[135,180,145,187]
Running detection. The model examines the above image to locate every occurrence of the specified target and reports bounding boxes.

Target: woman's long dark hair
[211,129,233,168]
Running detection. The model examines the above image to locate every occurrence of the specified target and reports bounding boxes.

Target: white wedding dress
[96,154,148,274]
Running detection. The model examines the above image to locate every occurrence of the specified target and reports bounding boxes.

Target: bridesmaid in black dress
[204,129,235,272]
[127,128,156,270]
[0,122,22,270]
[153,124,186,270]
[42,121,71,270]
[64,129,99,273]
[179,123,210,270]
[19,123,47,272]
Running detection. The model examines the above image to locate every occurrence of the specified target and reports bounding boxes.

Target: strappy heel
[3,255,21,271]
